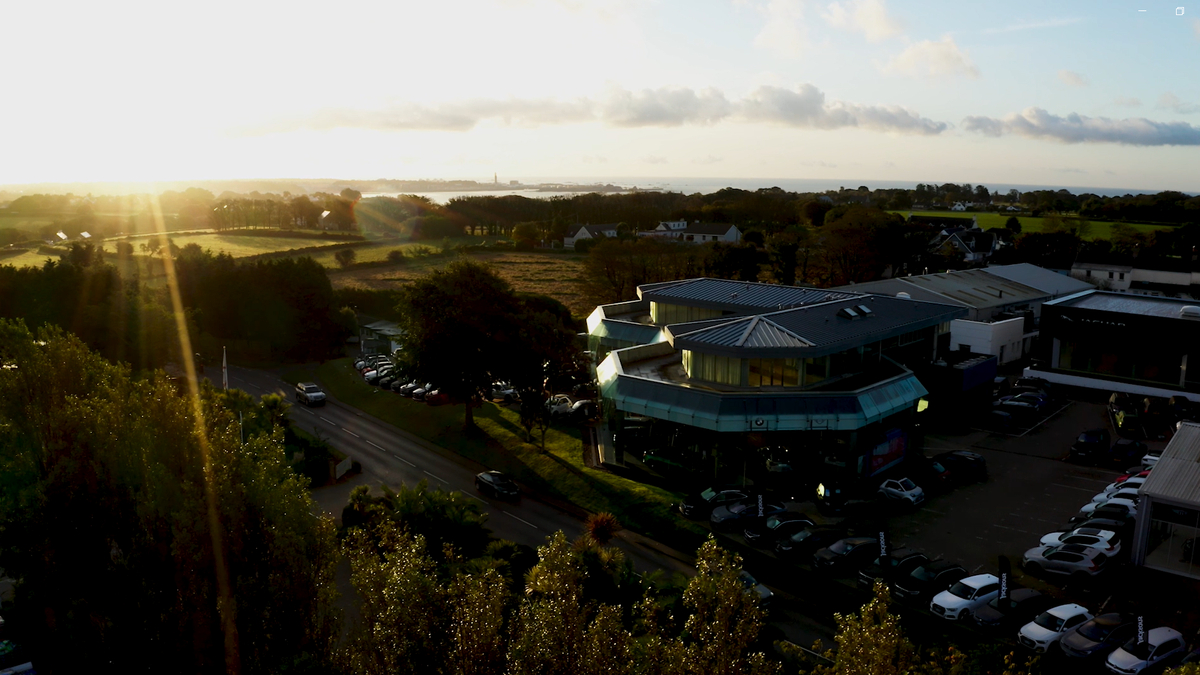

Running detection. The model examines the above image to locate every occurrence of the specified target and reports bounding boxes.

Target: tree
[585,512,623,546]
[334,248,358,268]
[1004,216,1022,234]
[387,248,407,264]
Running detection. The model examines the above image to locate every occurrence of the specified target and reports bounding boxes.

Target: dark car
[775,527,845,560]
[1070,429,1112,463]
[1103,439,1149,467]
[894,560,968,602]
[933,450,988,483]
[743,513,816,547]
[710,498,787,530]
[970,588,1056,631]
[679,487,751,519]
[475,470,519,500]
[812,537,880,571]
[919,459,954,492]
[857,548,929,589]
[1060,613,1138,660]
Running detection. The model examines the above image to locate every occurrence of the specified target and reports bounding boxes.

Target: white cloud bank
[962,107,1200,146]
[883,36,980,79]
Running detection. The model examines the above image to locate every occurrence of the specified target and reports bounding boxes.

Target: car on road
[1022,543,1109,580]
[1071,429,1112,464]
[1059,613,1139,661]
[710,498,787,530]
[877,478,925,506]
[475,471,519,501]
[970,588,1057,632]
[742,513,816,547]
[812,537,880,572]
[857,548,929,589]
[775,527,845,560]
[294,382,326,406]
[1038,528,1122,557]
[933,450,988,483]
[930,573,1001,621]
[1018,603,1092,653]
[1105,626,1186,674]
[679,488,751,519]
[893,560,967,603]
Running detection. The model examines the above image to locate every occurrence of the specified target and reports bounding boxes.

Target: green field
[895,211,1172,240]
[125,231,343,259]
[281,358,703,549]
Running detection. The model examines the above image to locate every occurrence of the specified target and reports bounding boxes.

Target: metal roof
[639,278,859,312]
[1139,423,1200,506]
[1050,290,1200,319]
[984,264,1095,297]
[673,316,813,349]
[833,278,969,306]
[890,269,1048,308]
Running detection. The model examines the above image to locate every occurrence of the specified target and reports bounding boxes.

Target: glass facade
[682,351,743,386]
[1143,501,1200,579]
[748,358,799,387]
[650,302,723,325]
[1058,340,1182,386]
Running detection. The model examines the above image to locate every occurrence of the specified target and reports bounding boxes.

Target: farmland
[895,210,1173,240]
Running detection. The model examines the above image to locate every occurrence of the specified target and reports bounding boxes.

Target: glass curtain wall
[682,351,742,386]
[1144,501,1200,579]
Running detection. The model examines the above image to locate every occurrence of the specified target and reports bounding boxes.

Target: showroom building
[1133,422,1200,580]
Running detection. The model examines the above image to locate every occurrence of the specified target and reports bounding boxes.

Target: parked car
[1115,469,1152,485]
[919,458,954,492]
[1039,528,1122,557]
[1105,439,1150,467]
[775,527,845,560]
[679,487,751,519]
[995,397,1042,417]
[930,574,1001,621]
[1071,429,1112,464]
[377,373,401,389]
[933,450,988,483]
[1022,544,1109,580]
[1105,627,1187,674]
[425,390,451,406]
[545,394,573,416]
[1078,497,1138,518]
[893,560,968,603]
[490,382,517,402]
[1066,515,1134,536]
[475,471,519,500]
[1070,503,1138,526]
[857,548,929,589]
[743,513,816,547]
[560,399,596,422]
[294,382,326,406]
[710,498,787,530]
[813,537,880,571]
[365,367,394,385]
[1090,487,1141,505]
[354,355,388,371]
[1002,392,1051,411]
[1018,603,1093,653]
[877,478,925,506]
[739,570,774,606]
[389,378,411,393]
[1060,613,1139,660]
[411,384,433,401]
[398,381,423,397]
[1142,447,1163,468]
[971,588,1057,632]
[1014,377,1056,398]
[1105,476,1148,493]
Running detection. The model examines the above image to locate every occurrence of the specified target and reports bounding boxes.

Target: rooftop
[1049,290,1200,319]
[890,269,1048,308]
[1139,423,1200,506]
[640,277,859,313]
[984,263,1094,297]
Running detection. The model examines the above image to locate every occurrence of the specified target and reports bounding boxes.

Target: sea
[362,177,1188,204]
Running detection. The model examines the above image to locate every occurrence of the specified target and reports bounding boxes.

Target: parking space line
[503,511,539,529]
[391,453,416,467]
[343,429,360,438]
[423,470,448,484]
[992,524,1034,534]
[1051,483,1096,492]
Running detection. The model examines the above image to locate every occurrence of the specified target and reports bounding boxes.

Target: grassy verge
[281,358,705,548]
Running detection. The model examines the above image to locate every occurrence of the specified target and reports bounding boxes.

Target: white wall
[950,316,1027,364]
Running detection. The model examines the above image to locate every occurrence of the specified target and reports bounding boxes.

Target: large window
[1058,340,1181,386]
[803,355,828,386]
[682,351,742,386]
[1143,501,1200,579]
[650,302,723,325]
[747,358,798,387]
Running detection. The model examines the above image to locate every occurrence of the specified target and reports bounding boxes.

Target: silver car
[1023,543,1108,579]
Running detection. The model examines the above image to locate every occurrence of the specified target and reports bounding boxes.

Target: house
[950,202,974,211]
[636,221,742,244]
[1071,261,1200,299]
[837,265,1094,365]
[927,224,998,264]
[564,223,620,249]
[360,319,405,355]
[589,278,975,481]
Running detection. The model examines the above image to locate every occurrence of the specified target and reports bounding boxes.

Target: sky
[1,0,1198,191]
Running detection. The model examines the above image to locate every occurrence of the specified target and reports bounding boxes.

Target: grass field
[0,249,56,268]
[126,231,342,259]
[281,358,703,549]
[329,250,591,316]
[895,211,1172,240]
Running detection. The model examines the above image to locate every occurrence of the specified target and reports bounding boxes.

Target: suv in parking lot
[930,573,1001,621]
[857,548,929,589]
[894,560,968,603]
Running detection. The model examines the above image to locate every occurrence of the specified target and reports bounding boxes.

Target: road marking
[319,416,335,424]
[972,564,984,572]
[367,440,384,450]
[300,409,316,416]
[923,508,945,515]
[391,453,416,467]
[503,511,539,529]
[343,429,360,438]
[423,470,448,484]
[1051,483,1095,492]
[1100,595,1112,611]
[465,494,485,504]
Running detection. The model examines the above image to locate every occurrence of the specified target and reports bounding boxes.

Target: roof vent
[731,292,738,299]
[1181,306,1200,319]
[856,304,873,316]
[896,292,911,299]
[838,307,861,320]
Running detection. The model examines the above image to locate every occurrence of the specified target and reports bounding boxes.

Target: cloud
[752,0,809,57]
[822,0,903,41]
[238,82,950,137]
[983,17,1083,33]
[599,85,734,127]
[962,107,1200,146]
[641,155,668,164]
[581,155,608,164]
[1058,70,1089,87]
[1113,96,1141,107]
[740,84,948,134]
[883,36,980,79]
[691,155,723,165]
[1157,92,1200,114]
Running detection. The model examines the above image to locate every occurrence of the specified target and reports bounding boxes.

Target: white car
[545,394,573,416]
[929,573,1000,621]
[1079,497,1138,517]
[1142,448,1163,468]
[878,478,925,506]
[1091,487,1141,504]
[1038,528,1122,557]
[1105,626,1186,674]
[1018,603,1092,653]
[1104,477,1147,494]
[739,570,775,605]
[490,381,517,402]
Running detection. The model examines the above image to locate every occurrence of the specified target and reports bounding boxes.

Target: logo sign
[757,494,764,517]
[998,556,1011,601]
[878,531,889,570]
[1137,616,1145,645]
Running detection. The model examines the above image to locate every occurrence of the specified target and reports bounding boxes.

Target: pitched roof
[1139,422,1200,506]
[882,269,1047,309]
[985,263,1094,296]
[567,223,619,238]
[640,278,859,313]
[672,315,814,348]
[682,223,738,236]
